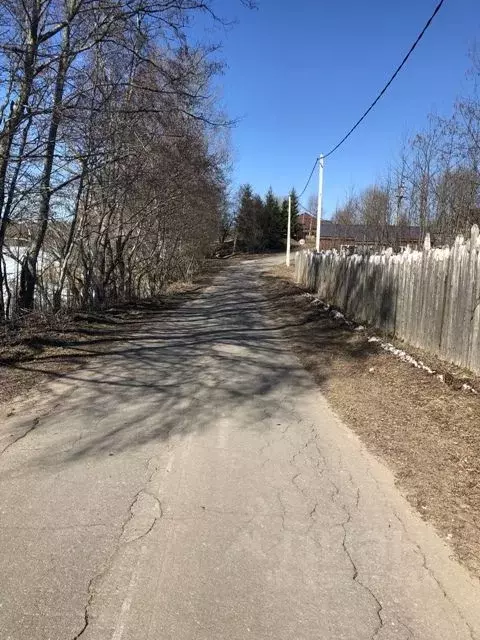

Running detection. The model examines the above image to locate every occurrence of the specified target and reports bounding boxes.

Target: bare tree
[0,0,249,319]
[332,43,480,248]
[332,190,359,225]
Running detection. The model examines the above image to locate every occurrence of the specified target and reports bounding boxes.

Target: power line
[323,0,446,159]
[299,201,314,214]
[293,0,445,213]
[298,157,319,199]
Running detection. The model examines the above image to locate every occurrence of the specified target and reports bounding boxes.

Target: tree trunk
[0,8,40,308]
[18,27,70,310]
[52,165,86,311]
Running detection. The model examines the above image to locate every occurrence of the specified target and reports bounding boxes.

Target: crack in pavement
[329,477,384,640]
[72,575,95,640]
[276,490,287,532]
[393,511,478,640]
[1,416,39,455]
[397,617,415,639]
[9,262,479,640]
[1,386,78,457]
[283,407,464,640]
[119,490,163,544]
[70,453,166,640]
[71,493,164,640]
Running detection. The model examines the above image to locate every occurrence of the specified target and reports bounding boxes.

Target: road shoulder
[260,261,480,580]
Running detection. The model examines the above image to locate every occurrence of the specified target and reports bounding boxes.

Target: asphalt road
[1,259,480,640]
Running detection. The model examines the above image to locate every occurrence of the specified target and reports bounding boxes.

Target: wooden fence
[295,225,480,374]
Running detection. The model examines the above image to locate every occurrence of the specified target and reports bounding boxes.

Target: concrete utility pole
[286,195,292,266]
[315,154,324,252]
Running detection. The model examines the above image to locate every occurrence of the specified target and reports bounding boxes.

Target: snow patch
[302,293,351,326]
[368,337,434,373]
[368,337,478,395]
[301,292,478,396]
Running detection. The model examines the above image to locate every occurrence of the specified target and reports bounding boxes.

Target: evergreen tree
[236,185,295,252]
[280,198,289,239]
[280,189,301,240]
[263,188,284,249]
[289,187,302,238]
[235,184,265,251]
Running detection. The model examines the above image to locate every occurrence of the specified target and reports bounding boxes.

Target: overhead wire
[322,0,446,159]
[297,157,319,199]
[298,201,314,215]
[292,0,446,220]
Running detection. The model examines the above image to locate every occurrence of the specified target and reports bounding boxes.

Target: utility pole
[396,181,405,225]
[286,195,292,266]
[315,154,324,252]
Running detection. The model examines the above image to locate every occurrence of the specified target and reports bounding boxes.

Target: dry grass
[262,264,480,579]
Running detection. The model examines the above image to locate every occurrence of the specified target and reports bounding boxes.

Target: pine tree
[236,185,294,252]
[252,194,266,250]
[279,189,301,240]
[280,198,289,239]
[289,187,302,239]
[235,184,265,251]
[263,188,284,249]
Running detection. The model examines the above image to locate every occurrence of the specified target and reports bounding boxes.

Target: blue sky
[197,0,479,216]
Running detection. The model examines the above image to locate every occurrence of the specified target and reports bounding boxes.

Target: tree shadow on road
[0,264,374,474]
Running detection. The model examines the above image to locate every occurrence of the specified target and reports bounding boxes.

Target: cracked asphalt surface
[1,258,480,640]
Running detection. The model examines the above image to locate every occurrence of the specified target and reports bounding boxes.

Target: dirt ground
[262,263,480,580]
[0,261,225,407]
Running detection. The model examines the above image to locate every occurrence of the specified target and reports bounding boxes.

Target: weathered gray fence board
[295,225,480,374]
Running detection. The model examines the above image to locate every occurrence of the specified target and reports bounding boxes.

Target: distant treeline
[232,185,302,252]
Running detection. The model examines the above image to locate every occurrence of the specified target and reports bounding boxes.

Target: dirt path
[0,258,479,640]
